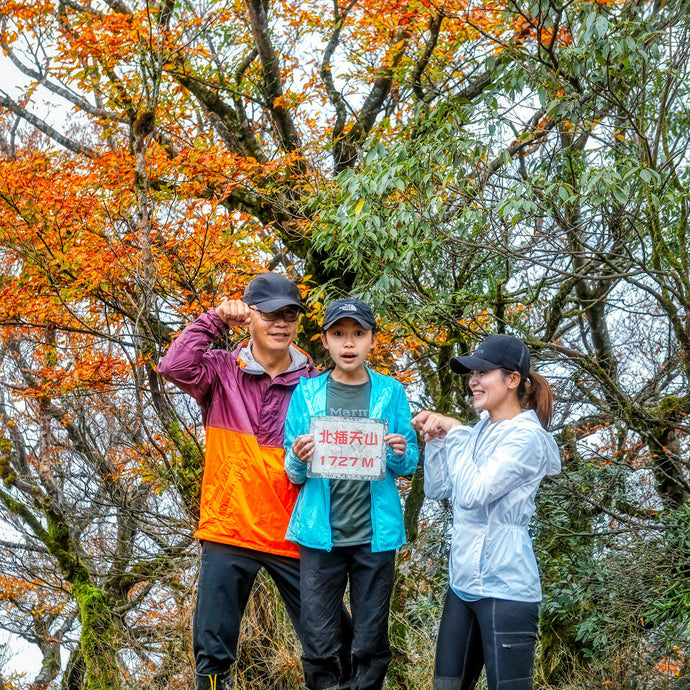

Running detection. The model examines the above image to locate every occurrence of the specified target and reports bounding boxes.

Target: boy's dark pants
[299,544,396,690]
[193,541,353,689]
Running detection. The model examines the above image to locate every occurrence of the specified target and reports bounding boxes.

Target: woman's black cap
[450,334,530,378]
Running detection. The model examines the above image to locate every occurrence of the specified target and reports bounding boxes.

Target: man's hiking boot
[196,670,234,690]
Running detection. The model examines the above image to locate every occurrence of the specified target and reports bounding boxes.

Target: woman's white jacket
[424,409,560,602]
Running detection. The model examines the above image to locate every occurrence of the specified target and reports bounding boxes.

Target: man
[158,273,349,690]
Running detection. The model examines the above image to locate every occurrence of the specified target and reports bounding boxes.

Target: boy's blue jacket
[284,369,419,552]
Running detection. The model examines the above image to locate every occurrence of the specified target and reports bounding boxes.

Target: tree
[3,0,689,687]
[0,146,250,687]
[0,0,502,686]
[311,0,690,684]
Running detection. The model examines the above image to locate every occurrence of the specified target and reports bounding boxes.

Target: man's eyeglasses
[249,306,301,322]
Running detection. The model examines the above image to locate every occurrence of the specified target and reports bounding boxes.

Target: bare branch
[411,12,444,101]
[320,0,357,141]
[0,92,95,157]
[0,39,124,123]
[244,0,302,152]
[333,24,414,171]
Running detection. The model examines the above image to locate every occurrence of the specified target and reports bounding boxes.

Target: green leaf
[613,186,628,205]
[595,15,609,37]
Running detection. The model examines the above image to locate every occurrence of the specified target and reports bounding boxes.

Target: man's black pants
[299,544,396,690]
[433,589,540,690]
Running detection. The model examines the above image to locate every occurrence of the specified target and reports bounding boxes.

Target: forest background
[0,0,688,688]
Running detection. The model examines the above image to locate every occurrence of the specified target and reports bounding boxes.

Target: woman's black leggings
[433,589,540,690]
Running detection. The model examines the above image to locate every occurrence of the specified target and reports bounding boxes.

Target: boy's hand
[291,434,315,463]
[215,299,252,327]
[385,433,407,457]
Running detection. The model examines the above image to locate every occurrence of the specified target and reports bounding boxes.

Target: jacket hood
[236,341,313,376]
[517,409,561,476]
[475,409,561,477]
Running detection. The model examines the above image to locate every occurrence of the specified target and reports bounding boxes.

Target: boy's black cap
[242,273,305,313]
[322,298,376,331]
[450,334,530,378]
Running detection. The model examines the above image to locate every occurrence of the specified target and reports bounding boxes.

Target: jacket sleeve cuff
[209,308,231,335]
[446,424,472,439]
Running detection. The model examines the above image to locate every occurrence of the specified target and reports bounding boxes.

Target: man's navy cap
[450,334,530,378]
[322,298,376,332]
[242,273,305,312]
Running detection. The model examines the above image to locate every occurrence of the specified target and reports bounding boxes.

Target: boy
[283,298,419,690]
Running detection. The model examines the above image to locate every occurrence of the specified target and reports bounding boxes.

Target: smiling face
[321,317,376,384]
[468,368,522,421]
[248,306,299,363]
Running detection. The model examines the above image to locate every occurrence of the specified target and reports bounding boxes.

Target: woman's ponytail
[520,370,553,430]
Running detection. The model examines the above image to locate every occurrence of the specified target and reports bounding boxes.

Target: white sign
[307,416,388,481]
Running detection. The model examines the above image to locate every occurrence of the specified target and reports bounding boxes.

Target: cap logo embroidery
[341,304,357,311]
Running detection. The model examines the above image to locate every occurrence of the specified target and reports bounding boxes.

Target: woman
[412,334,560,690]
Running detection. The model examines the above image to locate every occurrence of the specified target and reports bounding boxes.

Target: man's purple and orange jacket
[157,309,317,558]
